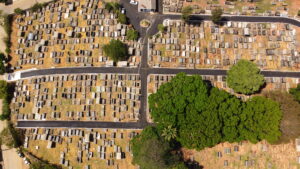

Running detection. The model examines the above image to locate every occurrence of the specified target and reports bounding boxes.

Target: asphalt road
[16,2,300,129]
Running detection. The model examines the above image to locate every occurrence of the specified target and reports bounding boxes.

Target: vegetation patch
[148,73,282,151]
[226,60,265,95]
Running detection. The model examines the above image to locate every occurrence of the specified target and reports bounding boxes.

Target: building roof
[138,0,156,11]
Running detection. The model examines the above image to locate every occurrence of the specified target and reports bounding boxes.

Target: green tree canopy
[117,13,127,24]
[290,84,300,103]
[131,127,183,169]
[226,60,265,95]
[181,6,193,22]
[0,127,14,148]
[103,39,128,62]
[0,80,8,99]
[126,29,138,40]
[239,96,282,143]
[14,8,25,15]
[158,24,166,32]
[149,73,282,150]
[211,8,223,23]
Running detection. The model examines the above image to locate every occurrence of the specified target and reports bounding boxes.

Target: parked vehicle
[130,0,138,5]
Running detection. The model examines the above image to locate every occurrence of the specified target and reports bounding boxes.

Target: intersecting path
[16,0,300,129]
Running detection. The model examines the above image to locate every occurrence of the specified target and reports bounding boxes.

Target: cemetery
[149,20,300,70]
[24,128,140,169]
[10,0,141,70]
[163,0,299,17]
[11,74,141,122]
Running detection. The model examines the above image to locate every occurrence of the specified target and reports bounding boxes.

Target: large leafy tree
[103,39,128,62]
[131,127,183,169]
[0,80,8,99]
[126,29,138,40]
[226,60,265,95]
[239,96,282,143]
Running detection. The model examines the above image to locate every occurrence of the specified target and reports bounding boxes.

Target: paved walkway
[16,0,300,129]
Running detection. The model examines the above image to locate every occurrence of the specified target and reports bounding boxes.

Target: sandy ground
[0,0,53,14]
[0,100,28,169]
[0,26,6,53]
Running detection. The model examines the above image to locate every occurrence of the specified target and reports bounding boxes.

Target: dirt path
[0,26,6,54]
[0,0,53,14]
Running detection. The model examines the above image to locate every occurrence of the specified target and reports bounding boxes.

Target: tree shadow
[185,159,204,169]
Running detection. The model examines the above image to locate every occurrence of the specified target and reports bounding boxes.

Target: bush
[105,2,120,13]
[103,39,128,62]
[14,8,24,15]
[298,10,300,16]
[181,6,193,22]
[211,8,223,23]
[126,29,138,40]
[226,60,265,95]
[290,84,300,103]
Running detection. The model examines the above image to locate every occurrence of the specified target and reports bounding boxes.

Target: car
[17,152,24,158]
[23,158,31,165]
[129,0,138,5]
[121,8,125,14]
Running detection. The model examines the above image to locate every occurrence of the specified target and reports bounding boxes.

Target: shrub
[211,8,223,23]
[126,29,138,40]
[14,8,25,15]
[181,6,193,22]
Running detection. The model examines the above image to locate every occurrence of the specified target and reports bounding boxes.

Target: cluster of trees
[0,80,12,120]
[103,39,128,62]
[289,84,300,103]
[105,2,127,24]
[3,14,13,54]
[148,73,282,150]
[227,60,265,95]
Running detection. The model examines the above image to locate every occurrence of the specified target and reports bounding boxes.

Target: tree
[162,125,177,141]
[298,10,300,16]
[14,8,24,15]
[0,127,14,148]
[117,13,127,24]
[239,96,282,143]
[103,39,128,62]
[290,84,300,103]
[211,8,223,24]
[126,29,138,40]
[226,60,265,95]
[181,6,193,22]
[157,24,166,32]
[104,2,120,13]
[207,88,242,143]
[131,127,180,169]
[30,3,44,12]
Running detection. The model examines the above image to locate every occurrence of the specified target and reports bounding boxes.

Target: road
[16,0,300,129]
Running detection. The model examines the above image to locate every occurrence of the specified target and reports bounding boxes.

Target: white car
[130,0,138,5]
